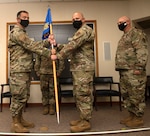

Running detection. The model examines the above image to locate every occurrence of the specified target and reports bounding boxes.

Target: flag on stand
[42,8,52,40]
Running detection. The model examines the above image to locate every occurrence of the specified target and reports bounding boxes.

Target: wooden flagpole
[50,23,60,124]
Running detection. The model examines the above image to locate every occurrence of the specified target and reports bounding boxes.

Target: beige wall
[129,0,150,19]
[0,0,150,103]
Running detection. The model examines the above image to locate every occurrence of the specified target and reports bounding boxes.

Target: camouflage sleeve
[55,45,65,76]
[57,59,65,76]
[34,54,41,72]
[57,27,94,60]
[10,29,51,58]
[57,44,65,51]
[132,30,149,69]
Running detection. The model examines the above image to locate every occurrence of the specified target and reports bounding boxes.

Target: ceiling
[0,0,128,3]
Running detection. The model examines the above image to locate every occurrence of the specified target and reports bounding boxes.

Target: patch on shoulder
[19,33,25,41]
[76,31,81,36]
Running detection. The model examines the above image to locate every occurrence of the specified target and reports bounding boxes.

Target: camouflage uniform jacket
[57,24,95,71]
[34,45,64,75]
[8,25,51,73]
[115,27,148,70]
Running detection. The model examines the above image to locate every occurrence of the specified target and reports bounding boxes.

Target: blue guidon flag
[42,8,52,40]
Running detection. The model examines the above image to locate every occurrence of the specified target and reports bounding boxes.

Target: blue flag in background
[42,8,52,40]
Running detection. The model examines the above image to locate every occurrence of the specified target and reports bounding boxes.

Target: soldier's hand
[49,34,55,40]
[51,49,56,55]
[51,54,57,60]
[48,34,56,45]
[133,70,141,75]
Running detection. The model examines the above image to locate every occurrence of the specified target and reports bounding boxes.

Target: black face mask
[20,19,29,27]
[118,22,127,31]
[73,20,82,29]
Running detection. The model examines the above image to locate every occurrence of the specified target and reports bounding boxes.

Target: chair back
[93,76,122,111]
[94,77,113,84]
[59,77,73,85]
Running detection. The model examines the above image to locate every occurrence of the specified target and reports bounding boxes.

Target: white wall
[0,0,150,103]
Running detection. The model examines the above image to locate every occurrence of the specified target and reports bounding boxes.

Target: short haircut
[17,10,28,18]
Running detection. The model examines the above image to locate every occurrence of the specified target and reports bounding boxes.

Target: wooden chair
[0,83,12,112]
[58,77,74,104]
[93,76,122,111]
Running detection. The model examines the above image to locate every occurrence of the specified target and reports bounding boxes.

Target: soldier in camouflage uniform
[115,16,149,128]
[50,12,95,132]
[34,44,64,115]
[8,10,52,133]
